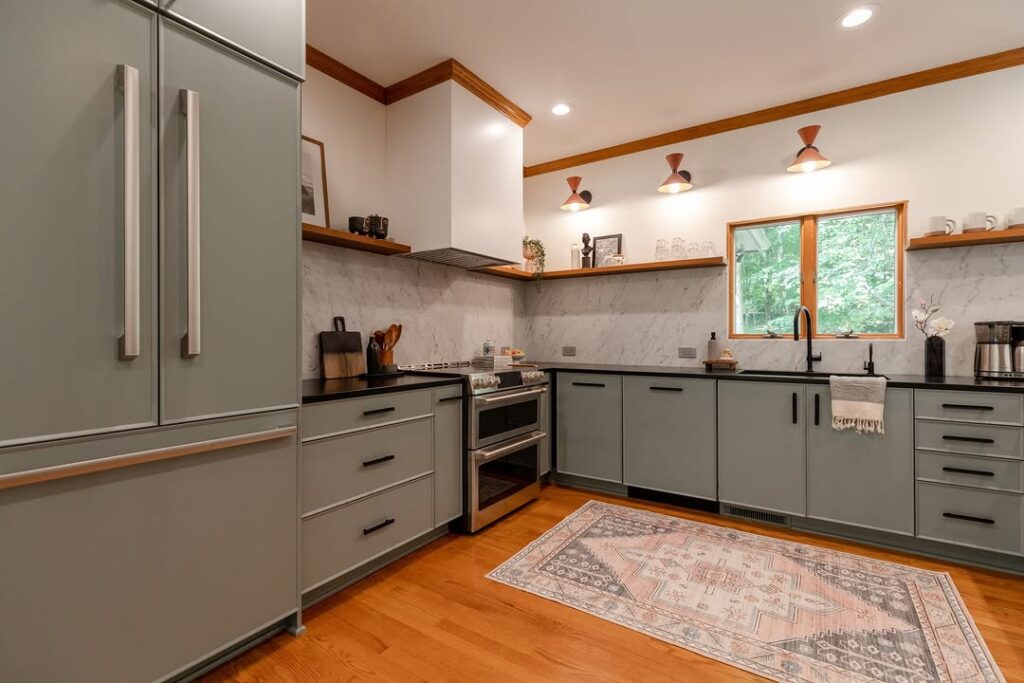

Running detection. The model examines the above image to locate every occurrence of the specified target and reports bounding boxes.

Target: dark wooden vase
[925,335,945,379]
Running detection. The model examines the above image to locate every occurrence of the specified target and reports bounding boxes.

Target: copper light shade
[786,125,832,173]
[560,175,591,211]
[658,152,693,193]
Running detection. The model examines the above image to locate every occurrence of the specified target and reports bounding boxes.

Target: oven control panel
[468,369,548,394]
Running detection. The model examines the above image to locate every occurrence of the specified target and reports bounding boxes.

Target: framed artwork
[301,135,331,228]
[592,233,623,267]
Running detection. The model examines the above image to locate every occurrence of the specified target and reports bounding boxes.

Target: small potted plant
[522,236,546,279]
[912,296,955,379]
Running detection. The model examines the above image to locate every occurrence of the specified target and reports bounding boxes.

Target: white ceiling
[307,1,1024,167]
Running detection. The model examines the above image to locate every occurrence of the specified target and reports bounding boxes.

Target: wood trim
[728,201,907,340]
[302,224,412,256]
[384,59,455,105]
[478,257,725,281]
[306,45,386,104]
[907,225,1024,251]
[524,47,1024,177]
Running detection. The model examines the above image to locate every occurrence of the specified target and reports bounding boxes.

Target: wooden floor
[203,485,1024,682]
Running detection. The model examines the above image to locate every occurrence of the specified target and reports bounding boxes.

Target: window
[728,202,905,339]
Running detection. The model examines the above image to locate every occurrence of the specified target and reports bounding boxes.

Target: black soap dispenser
[366,336,382,375]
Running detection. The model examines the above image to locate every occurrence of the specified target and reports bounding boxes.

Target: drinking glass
[655,239,669,262]
[687,241,700,258]
[701,241,714,257]
[670,238,685,260]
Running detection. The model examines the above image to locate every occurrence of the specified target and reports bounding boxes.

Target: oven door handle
[475,431,546,465]
[473,387,547,407]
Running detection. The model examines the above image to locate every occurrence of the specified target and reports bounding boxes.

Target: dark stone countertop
[531,361,1024,394]
[302,374,463,404]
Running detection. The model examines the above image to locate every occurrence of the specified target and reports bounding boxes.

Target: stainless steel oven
[470,384,546,449]
[469,430,544,532]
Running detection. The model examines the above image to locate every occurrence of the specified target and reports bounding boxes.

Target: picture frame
[301,135,331,228]
[592,233,623,267]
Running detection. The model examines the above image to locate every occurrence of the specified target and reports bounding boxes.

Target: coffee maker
[974,321,1024,379]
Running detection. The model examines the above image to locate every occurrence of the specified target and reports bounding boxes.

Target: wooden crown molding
[306,48,531,127]
[523,46,1024,177]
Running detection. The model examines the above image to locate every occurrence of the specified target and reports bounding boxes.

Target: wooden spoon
[392,324,402,348]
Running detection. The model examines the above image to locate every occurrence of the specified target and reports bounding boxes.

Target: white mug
[1007,207,1024,228]
[964,211,997,232]
[925,216,955,236]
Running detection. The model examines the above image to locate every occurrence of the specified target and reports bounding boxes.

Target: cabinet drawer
[915,390,1023,425]
[916,451,1023,493]
[302,476,433,591]
[916,482,1022,555]
[302,390,433,441]
[301,418,433,514]
[915,420,1022,459]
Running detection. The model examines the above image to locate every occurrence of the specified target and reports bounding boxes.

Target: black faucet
[793,306,822,372]
[864,342,876,376]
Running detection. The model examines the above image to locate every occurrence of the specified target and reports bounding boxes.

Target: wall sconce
[786,125,832,173]
[560,176,592,211]
[657,152,693,193]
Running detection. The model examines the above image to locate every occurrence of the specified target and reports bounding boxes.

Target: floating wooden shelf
[301,223,412,255]
[478,256,726,281]
[906,226,1024,251]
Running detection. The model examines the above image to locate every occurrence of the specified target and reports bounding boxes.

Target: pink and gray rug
[487,500,1003,682]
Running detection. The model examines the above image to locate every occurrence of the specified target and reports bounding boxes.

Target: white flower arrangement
[912,296,955,338]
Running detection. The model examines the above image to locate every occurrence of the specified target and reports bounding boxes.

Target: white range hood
[385,80,524,268]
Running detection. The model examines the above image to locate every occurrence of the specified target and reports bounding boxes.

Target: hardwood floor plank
[203,484,1024,682]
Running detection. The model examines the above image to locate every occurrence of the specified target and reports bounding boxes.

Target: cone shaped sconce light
[658,152,693,193]
[560,176,591,211]
[786,125,832,173]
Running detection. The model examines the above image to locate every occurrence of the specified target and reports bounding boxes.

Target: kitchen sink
[739,369,889,379]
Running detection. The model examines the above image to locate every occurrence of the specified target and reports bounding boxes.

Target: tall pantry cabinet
[0,1,303,681]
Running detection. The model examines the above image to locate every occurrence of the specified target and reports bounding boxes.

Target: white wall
[520,66,1024,376]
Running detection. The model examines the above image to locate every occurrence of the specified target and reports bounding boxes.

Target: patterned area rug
[487,501,1004,683]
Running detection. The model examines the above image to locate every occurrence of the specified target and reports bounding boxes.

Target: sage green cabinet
[623,376,717,500]
[433,385,464,525]
[556,373,623,483]
[540,382,552,475]
[806,387,914,535]
[718,381,806,516]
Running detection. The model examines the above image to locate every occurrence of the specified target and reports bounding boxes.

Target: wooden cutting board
[319,317,365,379]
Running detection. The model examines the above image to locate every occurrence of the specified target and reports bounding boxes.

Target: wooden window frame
[727,201,906,340]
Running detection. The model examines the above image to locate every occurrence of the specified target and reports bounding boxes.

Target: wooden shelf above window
[906,226,1024,251]
[478,256,726,281]
[301,223,412,255]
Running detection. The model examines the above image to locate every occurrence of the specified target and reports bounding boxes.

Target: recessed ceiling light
[551,102,573,116]
[837,4,878,28]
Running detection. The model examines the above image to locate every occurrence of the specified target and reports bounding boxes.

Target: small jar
[671,238,685,260]
[655,239,669,262]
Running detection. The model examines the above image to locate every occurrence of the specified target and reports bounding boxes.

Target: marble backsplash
[515,243,1024,378]
[302,242,523,378]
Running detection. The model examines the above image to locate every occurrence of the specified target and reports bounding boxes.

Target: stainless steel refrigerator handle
[475,431,546,465]
[0,426,296,492]
[180,89,201,358]
[118,65,141,361]
[473,387,547,407]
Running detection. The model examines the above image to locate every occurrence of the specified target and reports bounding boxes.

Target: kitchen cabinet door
[433,385,464,525]
[160,20,299,423]
[556,373,623,483]
[161,0,305,76]
[806,387,914,535]
[539,382,552,476]
[0,0,158,447]
[623,376,717,500]
[718,381,806,516]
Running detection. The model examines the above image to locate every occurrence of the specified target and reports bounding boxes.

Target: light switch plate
[678,346,697,359]
[562,346,576,357]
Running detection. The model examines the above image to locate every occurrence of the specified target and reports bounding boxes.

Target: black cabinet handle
[363,518,396,535]
[942,512,995,525]
[792,392,798,424]
[649,386,683,392]
[942,435,995,444]
[572,382,605,388]
[942,403,994,411]
[363,406,396,417]
[438,395,463,403]
[942,466,995,477]
[814,393,820,426]
[362,454,396,467]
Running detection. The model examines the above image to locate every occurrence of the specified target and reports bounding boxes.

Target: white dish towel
[829,375,887,434]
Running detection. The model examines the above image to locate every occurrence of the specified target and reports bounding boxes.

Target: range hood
[386,80,523,269]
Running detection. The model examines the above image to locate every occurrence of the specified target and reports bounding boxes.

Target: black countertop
[302,374,463,404]
[531,361,1024,394]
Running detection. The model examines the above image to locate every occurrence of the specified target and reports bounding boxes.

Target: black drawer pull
[572,382,605,388]
[942,435,995,444]
[649,386,683,392]
[792,392,798,424]
[942,512,995,525]
[942,403,994,411]
[438,395,463,403]
[362,454,396,467]
[363,518,396,535]
[942,466,995,477]
[814,393,820,426]
[363,406,396,417]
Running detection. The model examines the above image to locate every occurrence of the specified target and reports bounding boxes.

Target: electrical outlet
[562,346,576,357]
[678,346,697,359]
